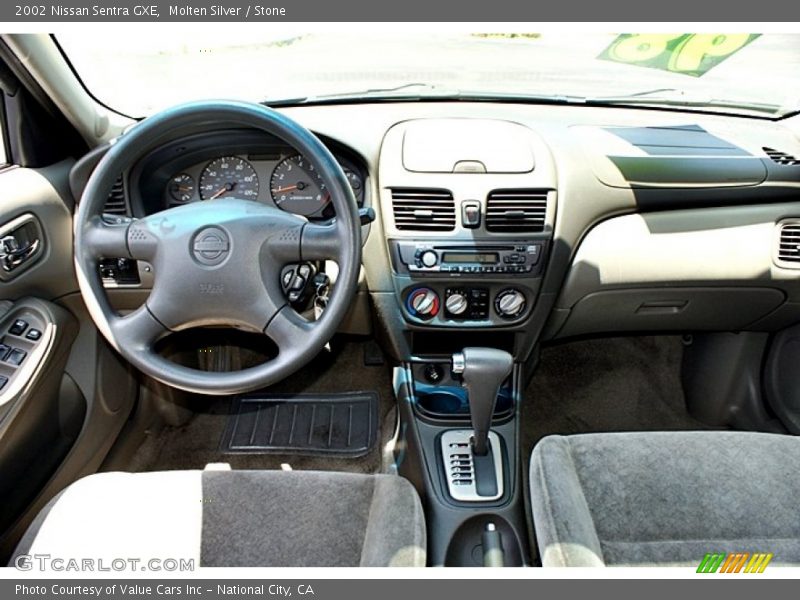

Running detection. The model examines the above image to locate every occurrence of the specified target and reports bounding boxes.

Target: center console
[378,118,557,566]
[394,356,529,566]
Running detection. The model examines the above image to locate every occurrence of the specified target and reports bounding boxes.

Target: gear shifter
[441,347,513,501]
[452,347,513,455]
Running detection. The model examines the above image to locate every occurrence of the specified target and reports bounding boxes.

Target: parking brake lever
[482,523,505,567]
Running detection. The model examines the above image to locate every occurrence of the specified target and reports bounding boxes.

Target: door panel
[0,159,83,550]
[0,160,77,301]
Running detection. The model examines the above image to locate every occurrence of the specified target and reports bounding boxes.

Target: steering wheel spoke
[265,305,315,349]
[81,215,159,263]
[81,216,132,260]
[109,305,169,353]
[301,222,342,261]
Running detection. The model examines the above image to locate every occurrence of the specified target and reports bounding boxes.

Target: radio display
[442,252,499,264]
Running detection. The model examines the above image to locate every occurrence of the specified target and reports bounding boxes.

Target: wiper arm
[262,95,310,107]
[262,87,587,107]
[308,82,460,101]
[587,89,782,115]
[262,83,450,106]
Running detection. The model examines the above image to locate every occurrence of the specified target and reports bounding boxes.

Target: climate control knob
[445,291,469,316]
[407,288,440,318]
[495,289,527,319]
[420,250,438,268]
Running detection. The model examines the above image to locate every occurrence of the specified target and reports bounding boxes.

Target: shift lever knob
[452,347,513,456]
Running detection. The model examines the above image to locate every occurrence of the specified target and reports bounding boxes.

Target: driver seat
[11,469,426,567]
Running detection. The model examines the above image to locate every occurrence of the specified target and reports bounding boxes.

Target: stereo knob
[407,288,440,318]
[420,250,438,268]
[495,289,526,319]
[445,292,468,316]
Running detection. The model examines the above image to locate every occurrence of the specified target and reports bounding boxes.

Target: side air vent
[763,147,800,166]
[776,221,800,268]
[391,188,455,231]
[486,189,548,233]
[103,176,128,215]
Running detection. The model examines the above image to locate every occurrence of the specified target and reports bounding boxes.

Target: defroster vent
[486,189,548,233]
[391,188,455,231]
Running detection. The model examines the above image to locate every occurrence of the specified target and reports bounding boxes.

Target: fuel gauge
[168,173,195,203]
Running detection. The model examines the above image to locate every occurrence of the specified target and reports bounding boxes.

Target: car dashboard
[70,100,800,364]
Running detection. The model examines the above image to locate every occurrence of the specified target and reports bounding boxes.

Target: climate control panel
[403,285,530,324]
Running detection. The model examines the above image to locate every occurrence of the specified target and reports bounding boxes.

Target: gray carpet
[522,336,710,457]
[124,340,396,474]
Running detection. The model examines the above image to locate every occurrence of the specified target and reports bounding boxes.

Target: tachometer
[199,156,259,201]
[270,155,330,216]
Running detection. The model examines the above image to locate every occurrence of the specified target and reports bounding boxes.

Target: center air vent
[777,221,800,268]
[486,189,548,233]
[103,176,128,215]
[763,147,800,166]
[391,188,455,231]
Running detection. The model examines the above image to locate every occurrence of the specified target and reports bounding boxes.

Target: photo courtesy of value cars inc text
[15,584,314,597]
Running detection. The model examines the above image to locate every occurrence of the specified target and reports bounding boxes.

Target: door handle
[0,235,40,272]
[0,213,45,280]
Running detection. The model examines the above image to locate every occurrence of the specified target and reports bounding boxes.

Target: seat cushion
[12,470,426,567]
[530,431,800,567]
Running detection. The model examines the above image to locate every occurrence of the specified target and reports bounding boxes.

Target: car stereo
[391,240,544,277]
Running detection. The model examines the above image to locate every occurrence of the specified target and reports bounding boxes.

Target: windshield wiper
[263,86,586,107]
[586,89,782,115]
[262,86,778,116]
[264,83,459,106]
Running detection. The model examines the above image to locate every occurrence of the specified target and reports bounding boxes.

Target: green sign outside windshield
[599,34,761,77]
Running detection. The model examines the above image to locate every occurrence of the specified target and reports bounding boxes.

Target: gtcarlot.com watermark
[13,554,195,572]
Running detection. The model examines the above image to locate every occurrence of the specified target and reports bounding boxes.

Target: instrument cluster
[160,149,365,219]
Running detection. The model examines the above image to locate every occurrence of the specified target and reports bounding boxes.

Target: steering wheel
[74,100,362,395]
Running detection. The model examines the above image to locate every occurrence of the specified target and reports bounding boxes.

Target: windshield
[56,32,800,118]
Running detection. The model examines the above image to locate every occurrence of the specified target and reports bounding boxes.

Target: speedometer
[199,156,259,201]
[270,155,330,216]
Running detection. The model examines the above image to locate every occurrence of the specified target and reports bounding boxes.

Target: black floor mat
[220,392,379,457]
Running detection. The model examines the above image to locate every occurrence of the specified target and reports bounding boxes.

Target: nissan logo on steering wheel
[191,227,230,266]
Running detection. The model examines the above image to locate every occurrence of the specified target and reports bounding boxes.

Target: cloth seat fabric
[530,431,800,567]
[12,469,426,567]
